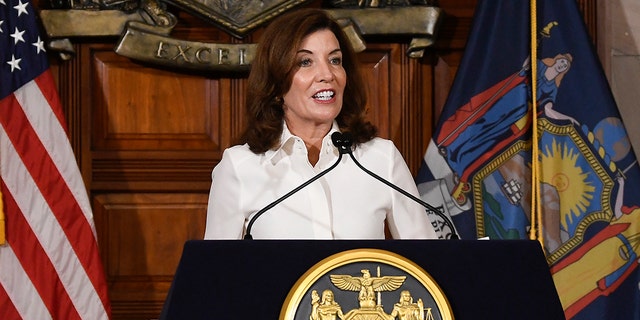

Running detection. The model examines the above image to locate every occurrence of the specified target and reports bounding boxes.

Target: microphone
[243,138,345,240]
[332,132,459,240]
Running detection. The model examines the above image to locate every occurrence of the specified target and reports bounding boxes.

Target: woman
[204,8,437,239]
[538,53,577,124]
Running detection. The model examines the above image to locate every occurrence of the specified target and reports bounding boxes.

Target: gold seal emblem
[280,249,453,320]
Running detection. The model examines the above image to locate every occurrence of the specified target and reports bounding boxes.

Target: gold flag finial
[540,21,558,38]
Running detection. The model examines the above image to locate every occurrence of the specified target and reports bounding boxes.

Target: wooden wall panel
[84,46,224,317]
[91,52,222,151]
[358,46,393,140]
[357,43,436,173]
[93,193,208,319]
[86,47,229,192]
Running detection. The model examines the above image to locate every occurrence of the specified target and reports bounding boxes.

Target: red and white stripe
[0,70,110,319]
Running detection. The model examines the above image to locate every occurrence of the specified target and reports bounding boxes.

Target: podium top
[160,239,564,320]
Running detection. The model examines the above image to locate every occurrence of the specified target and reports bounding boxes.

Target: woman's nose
[316,61,335,82]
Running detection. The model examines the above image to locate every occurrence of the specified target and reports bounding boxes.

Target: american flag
[0,0,111,318]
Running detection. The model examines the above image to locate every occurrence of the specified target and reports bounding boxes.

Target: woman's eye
[298,58,312,67]
[330,57,342,65]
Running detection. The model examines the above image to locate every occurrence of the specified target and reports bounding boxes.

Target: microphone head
[331,132,353,154]
[331,131,343,145]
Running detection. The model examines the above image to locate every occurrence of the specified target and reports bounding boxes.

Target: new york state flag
[416,1,640,319]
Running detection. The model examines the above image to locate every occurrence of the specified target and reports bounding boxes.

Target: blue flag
[416,1,640,318]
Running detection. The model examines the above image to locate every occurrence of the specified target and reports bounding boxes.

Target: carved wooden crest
[39,1,443,71]
[162,0,313,38]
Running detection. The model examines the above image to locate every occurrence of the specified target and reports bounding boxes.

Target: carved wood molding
[40,3,444,71]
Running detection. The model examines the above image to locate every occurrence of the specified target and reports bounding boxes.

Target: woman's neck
[285,121,332,166]
[305,140,321,166]
[544,66,558,81]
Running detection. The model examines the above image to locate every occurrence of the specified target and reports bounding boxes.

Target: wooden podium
[160,240,565,319]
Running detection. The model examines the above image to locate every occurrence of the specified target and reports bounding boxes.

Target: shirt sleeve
[204,148,246,239]
[385,144,439,239]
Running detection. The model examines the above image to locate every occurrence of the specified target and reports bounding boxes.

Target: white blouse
[204,123,438,240]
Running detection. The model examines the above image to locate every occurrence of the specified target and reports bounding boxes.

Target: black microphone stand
[334,132,459,240]
[244,145,344,240]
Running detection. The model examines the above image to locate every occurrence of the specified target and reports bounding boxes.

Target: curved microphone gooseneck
[333,132,459,240]
[243,140,345,240]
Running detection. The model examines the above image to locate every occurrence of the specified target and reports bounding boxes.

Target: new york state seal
[280,249,453,320]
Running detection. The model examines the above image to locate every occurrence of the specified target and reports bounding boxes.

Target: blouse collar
[265,121,341,165]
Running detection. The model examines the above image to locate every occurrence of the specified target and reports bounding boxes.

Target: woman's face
[554,57,570,73]
[282,29,346,132]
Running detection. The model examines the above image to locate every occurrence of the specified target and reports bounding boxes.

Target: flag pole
[529,0,544,247]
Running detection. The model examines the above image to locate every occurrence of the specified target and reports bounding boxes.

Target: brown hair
[240,8,377,153]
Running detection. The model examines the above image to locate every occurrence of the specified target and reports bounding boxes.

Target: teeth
[313,90,334,101]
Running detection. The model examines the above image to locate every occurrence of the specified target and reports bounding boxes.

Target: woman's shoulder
[360,137,399,153]
[223,143,252,153]
[356,137,403,163]
[213,144,265,176]
[220,144,261,164]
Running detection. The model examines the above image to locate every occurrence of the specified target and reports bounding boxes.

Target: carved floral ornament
[39,0,443,72]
